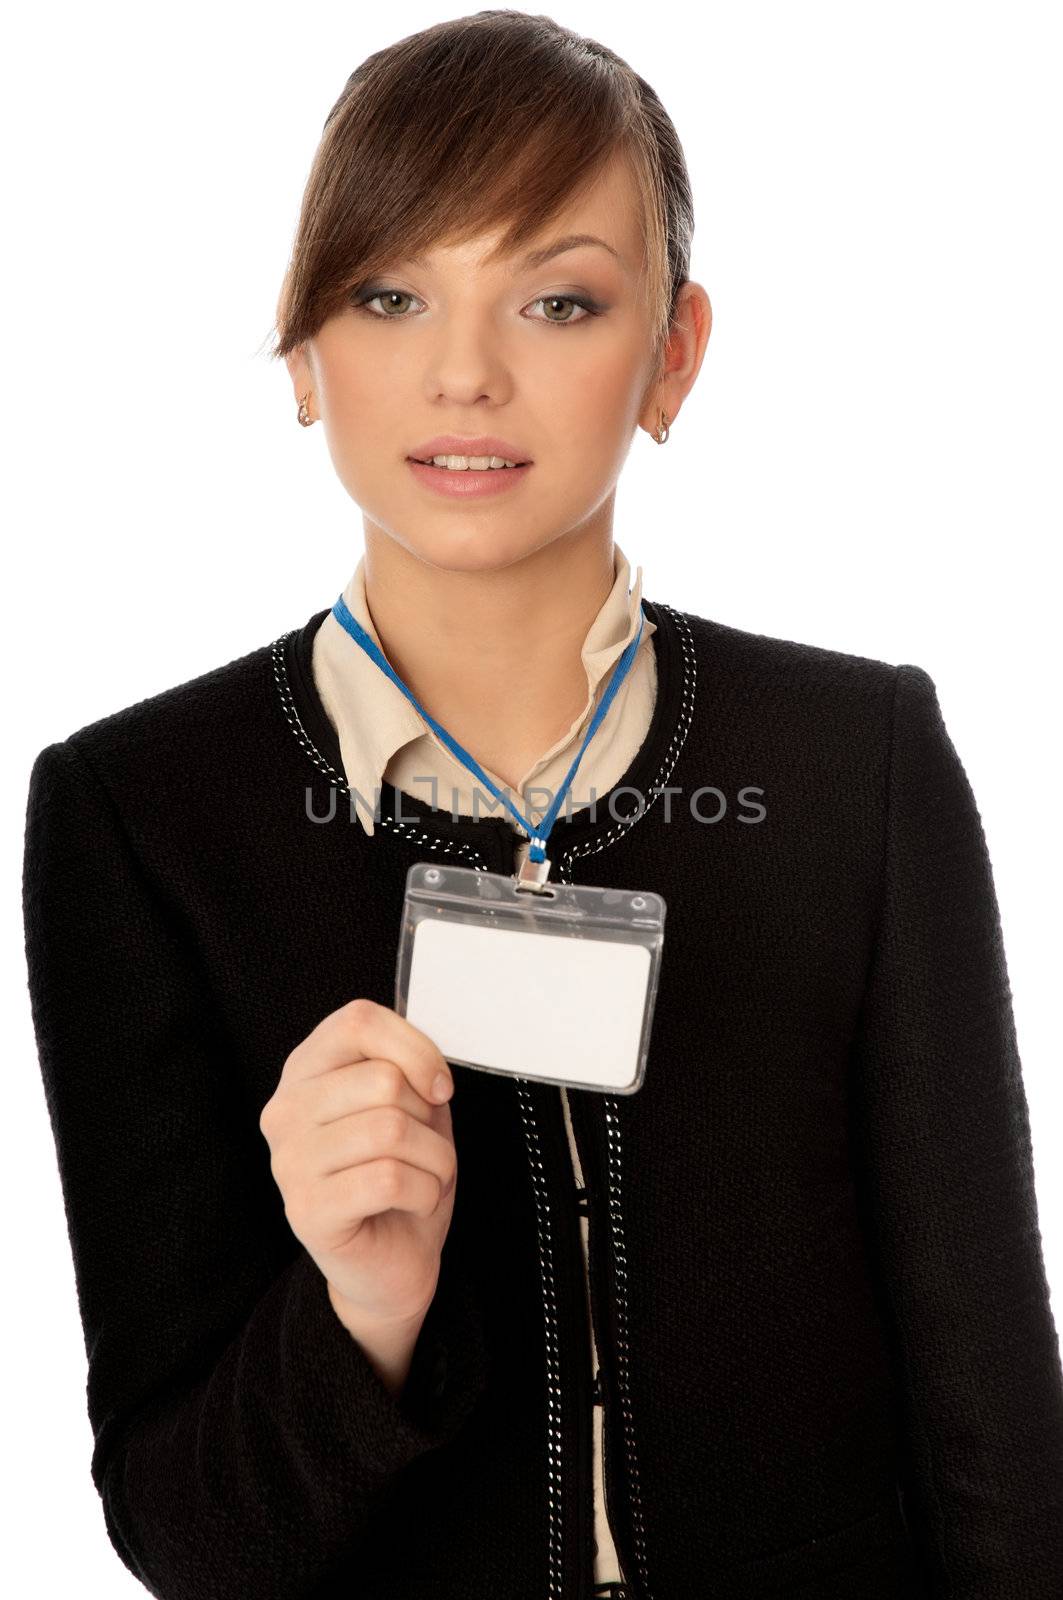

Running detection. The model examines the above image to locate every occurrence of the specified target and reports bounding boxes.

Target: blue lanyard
[331,592,645,865]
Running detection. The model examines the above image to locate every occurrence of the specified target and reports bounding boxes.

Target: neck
[360,518,618,790]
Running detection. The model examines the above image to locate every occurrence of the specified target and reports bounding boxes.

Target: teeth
[427,454,520,471]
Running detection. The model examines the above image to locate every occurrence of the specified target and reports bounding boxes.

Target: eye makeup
[348,284,608,327]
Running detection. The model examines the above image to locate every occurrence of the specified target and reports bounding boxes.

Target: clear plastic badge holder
[395,861,666,1094]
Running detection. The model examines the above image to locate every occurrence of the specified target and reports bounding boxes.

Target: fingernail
[431,1072,453,1103]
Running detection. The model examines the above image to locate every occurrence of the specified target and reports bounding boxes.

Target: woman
[22,12,1063,1599]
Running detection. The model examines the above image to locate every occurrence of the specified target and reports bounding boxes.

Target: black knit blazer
[21,598,1063,1599]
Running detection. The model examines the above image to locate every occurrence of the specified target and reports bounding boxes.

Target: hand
[259,997,458,1327]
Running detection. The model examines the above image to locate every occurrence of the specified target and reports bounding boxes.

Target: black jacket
[21,597,1063,1598]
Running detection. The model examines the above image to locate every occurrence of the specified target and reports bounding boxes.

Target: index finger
[281,997,453,1105]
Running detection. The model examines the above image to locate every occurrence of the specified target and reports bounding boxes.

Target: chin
[390,522,566,578]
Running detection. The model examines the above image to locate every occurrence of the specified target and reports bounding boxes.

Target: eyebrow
[403,233,623,271]
[519,233,623,269]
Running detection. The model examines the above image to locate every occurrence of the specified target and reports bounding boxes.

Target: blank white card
[404,916,652,1091]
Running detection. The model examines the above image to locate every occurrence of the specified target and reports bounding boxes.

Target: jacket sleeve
[848,664,1063,1595]
[22,735,488,1600]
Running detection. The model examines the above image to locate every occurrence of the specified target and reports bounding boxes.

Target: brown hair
[269,10,694,385]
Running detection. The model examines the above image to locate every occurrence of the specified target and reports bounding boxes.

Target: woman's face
[287,149,709,574]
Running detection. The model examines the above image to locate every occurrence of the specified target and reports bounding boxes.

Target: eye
[350,287,423,319]
[525,294,601,327]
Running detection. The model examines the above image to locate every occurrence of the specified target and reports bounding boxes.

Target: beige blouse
[311,542,658,1589]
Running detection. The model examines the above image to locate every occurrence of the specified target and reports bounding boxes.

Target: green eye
[352,288,417,318]
[538,296,582,323]
[529,295,601,325]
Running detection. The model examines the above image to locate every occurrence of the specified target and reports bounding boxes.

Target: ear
[638,282,713,437]
[284,345,315,412]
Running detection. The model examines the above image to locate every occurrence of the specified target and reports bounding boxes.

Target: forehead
[401,150,643,277]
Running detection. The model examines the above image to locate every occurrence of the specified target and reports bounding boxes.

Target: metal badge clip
[514,851,553,895]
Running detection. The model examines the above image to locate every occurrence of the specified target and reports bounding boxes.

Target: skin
[284,146,712,789]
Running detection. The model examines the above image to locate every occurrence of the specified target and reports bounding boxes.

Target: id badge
[394,861,666,1094]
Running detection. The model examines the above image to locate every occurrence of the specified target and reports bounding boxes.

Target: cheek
[534,338,645,435]
[318,355,374,430]
[318,360,409,484]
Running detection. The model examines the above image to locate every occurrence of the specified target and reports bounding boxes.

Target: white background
[4,2,1061,1591]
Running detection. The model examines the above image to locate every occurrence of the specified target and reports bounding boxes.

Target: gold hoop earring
[654,409,670,445]
[297,392,315,427]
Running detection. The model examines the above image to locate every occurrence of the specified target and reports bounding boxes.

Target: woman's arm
[848,664,1063,1595]
[22,737,487,1600]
